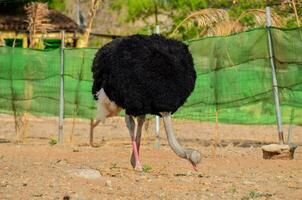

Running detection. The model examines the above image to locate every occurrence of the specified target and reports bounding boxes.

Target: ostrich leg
[125,115,142,170]
[161,112,201,170]
[130,115,145,168]
[90,119,101,146]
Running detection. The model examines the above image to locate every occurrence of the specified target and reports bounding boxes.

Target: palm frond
[170,8,229,37]
[236,9,283,27]
[207,9,283,36]
[205,20,244,36]
[291,0,301,27]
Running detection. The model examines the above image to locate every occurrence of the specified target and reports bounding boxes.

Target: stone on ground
[261,144,297,160]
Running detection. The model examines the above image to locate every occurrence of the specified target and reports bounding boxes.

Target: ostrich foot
[134,163,143,171]
[131,153,143,171]
[192,163,198,171]
[131,141,142,171]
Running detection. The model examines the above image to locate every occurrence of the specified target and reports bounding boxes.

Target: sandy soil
[0,114,302,200]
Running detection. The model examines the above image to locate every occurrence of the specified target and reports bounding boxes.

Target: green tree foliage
[47,0,66,11]
[112,0,208,22]
[2,0,301,39]
[111,0,302,39]
[111,0,170,22]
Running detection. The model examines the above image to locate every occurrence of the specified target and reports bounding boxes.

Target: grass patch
[110,163,118,170]
[228,184,237,195]
[49,137,57,146]
[241,190,273,200]
[142,164,152,173]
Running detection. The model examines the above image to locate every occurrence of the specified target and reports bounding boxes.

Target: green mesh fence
[0,27,302,125]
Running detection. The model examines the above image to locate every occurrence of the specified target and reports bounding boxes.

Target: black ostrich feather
[92,34,196,116]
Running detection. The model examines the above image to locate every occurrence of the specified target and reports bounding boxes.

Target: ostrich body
[92,34,201,170]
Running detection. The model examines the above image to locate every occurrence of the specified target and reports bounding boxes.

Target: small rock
[243,180,254,185]
[288,182,301,189]
[159,192,165,197]
[186,171,193,176]
[23,182,27,187]
[262,144,297,160]
[73,168,102,179]
[0,181,8,187]
[262,144,290,153]
[33,193,43,197]
[105,180,112,187]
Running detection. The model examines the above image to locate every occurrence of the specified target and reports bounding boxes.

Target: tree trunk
[79,0,101,47]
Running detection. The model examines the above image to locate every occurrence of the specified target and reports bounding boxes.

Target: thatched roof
[0,7,79,32]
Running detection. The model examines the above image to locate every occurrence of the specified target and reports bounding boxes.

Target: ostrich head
[161,112,202,169]
[185,148,202,168]
[96,88,122,123]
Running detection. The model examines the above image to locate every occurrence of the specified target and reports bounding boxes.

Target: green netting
[0,27,302,125]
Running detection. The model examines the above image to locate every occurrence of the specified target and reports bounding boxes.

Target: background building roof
[0,7,79,32]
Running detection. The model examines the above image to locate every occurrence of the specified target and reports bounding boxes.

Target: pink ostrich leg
[125,115,144,170]
[131,139,142,170]
[130,116,145,169]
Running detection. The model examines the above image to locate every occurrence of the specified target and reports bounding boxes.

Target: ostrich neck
[161,112,188,159]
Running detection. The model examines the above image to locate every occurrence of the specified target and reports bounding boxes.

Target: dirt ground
[0,114,302,200]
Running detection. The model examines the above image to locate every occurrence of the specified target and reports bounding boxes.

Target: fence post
[265,1,284,144]
[58,30,65,144]
[154,24,161,148]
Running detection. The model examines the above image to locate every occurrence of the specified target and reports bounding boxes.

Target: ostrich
[92,34,201,170]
